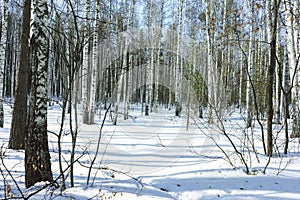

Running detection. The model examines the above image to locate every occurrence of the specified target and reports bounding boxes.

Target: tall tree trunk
[175,0,184,117]
[284,0,300,138]
[25,0,53,188]
[205,0,215,123]
[0,0,8,127]
[239,51,244,112]
[283,46,290,154]
[123,0,133,120]
[82,0,91,124]
[275,22,282,124]
[246,0,255,128]
[9,0,31,150]
[267,0,280,156]
[88,0,101,124]
[145,0,153,116]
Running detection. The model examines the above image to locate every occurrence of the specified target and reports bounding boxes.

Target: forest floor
[1,103,300,199]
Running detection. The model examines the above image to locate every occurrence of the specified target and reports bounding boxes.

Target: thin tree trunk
[282,46,290,154]
[246,0,255,128]
[88,0,101,124]
[205,0,215,123]
[82,0,91,124]
[267,0,280,156]
[175,0,184,117]
[239,51,244,112]
[0,0,9,127]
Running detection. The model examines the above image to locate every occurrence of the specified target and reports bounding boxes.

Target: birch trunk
[82,0,91,124]
[246,0,255,128]
[0,0,8,127]
[205,0,215,123]
[88,0,101,124]
[285,0,300,137]
[112,30,125,125]
[175,0,184,116]
[123,0,134,119]
[266,0,280,156]
[239,51,244,113]
[25,0,53,188]
[145,0,153,115]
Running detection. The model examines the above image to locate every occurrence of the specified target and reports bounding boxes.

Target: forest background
[0,0,300,198]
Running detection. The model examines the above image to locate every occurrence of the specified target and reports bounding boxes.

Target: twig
[0,144,25,199]
[263,155,271,174]
[91,129,115,187]
[25,152,86,199]
[276,157,293,175]
[78,161,144,194]
[190,116,235,168]
[156,133,165,147]
[87,104,111,186]
[0,160,25,199]
[0,164,7,199]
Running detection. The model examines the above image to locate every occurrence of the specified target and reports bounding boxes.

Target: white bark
[82,0,91,124]
[123,0,135,119]
[0,0,8,127]
[154,0,164,110]
[145,0,153,114]
[26,0,53,187]
[205,0,215,123]
[239,51,244,113]
[246,0,255,127]
[284,0,297,99]
[284,0,300,136]
[0,0,8,96]
[88,0,101,124]
[175,0,184,115]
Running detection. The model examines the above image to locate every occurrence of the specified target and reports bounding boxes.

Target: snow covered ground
[1,103,300,199]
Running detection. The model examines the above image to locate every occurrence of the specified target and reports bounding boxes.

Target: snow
[1,103,300,199]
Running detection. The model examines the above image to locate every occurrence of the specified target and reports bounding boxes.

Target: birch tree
[25,0,53,188]
[266,0,280,156]
[123,0,134,119]
[285,0,300,138]
[246,0,255,128]
[281,0,298,153]
[205,0,216,123]
[145,0,153,116]
[88,0,101,124]
[82,0,91,124]
[175,0,184,116]
[0,0,8,128]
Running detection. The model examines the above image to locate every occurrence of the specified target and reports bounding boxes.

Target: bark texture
[25,0,53,188]
[9,0,31,150]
